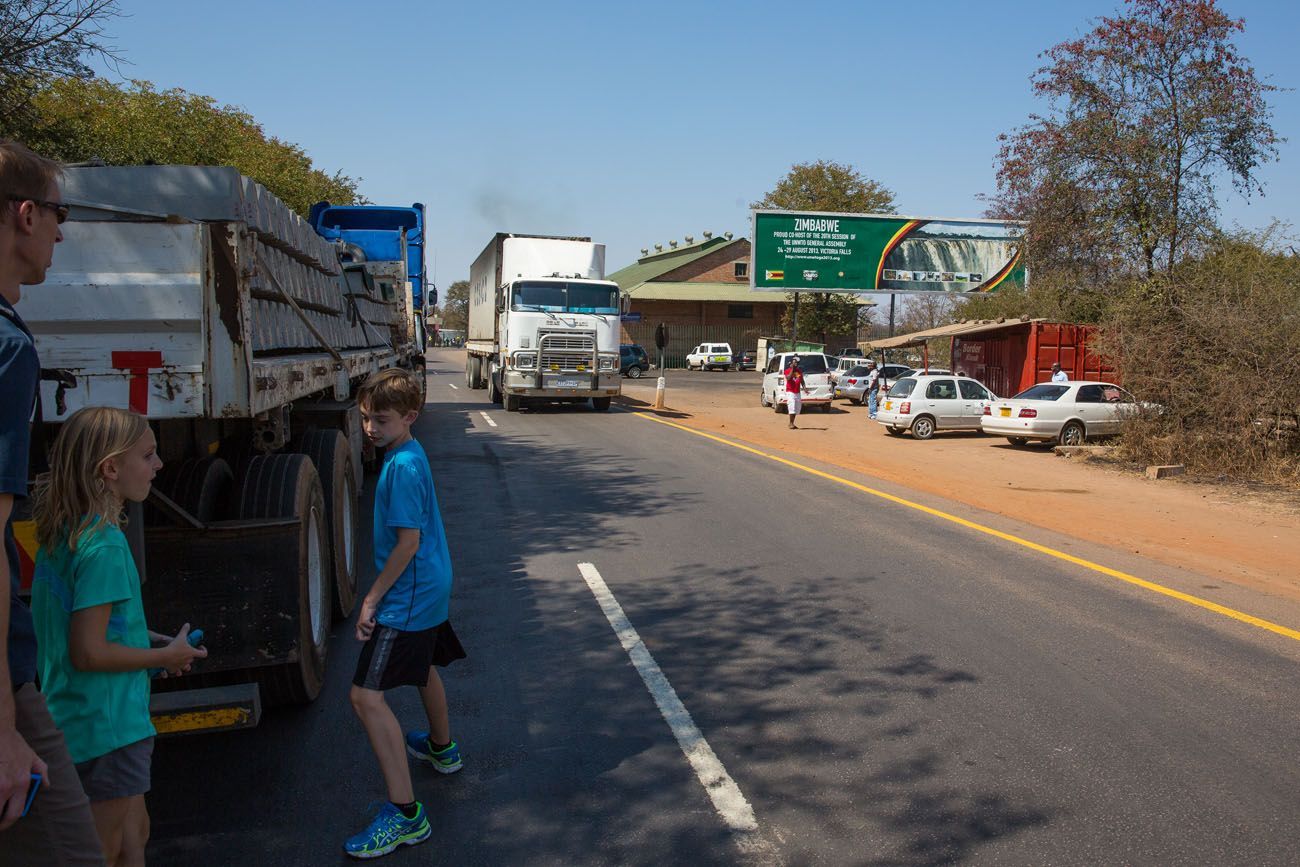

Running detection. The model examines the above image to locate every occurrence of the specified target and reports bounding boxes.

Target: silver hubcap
[307,507,326,647]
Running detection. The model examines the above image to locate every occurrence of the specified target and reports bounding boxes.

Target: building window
[734,262,748,279]
[728,304,754,319]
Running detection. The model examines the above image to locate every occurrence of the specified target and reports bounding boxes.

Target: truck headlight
[599,355,616,370]
[514,352,536,370]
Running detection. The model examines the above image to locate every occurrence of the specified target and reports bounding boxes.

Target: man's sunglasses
[6,195,70,224]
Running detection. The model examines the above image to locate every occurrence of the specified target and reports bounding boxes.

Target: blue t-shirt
[1,297,39,688]
[373,440,451,631]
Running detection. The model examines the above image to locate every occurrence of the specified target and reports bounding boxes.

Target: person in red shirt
[783,356,807,429]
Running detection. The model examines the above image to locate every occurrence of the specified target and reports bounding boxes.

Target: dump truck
[465,233,622,411]
[12,165,423,733]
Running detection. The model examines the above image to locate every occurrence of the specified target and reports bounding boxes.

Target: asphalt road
[147,352,1300,866]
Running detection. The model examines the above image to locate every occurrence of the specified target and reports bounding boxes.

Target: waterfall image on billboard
[881,221,1024,293]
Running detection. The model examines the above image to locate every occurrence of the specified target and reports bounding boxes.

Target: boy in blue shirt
[345,368,466,859]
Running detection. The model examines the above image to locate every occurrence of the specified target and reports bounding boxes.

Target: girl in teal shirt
[31,407,206,866]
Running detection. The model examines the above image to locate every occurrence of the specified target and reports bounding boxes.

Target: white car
[760,352,835,413]
[876,374,997,439]
[686,342,733,371]
[981,381,1144,446]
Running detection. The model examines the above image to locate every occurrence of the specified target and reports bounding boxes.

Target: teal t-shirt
[373,440,452,631]
[31,521,155,763]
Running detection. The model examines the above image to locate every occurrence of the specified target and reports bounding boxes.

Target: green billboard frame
[750,209,1027,294]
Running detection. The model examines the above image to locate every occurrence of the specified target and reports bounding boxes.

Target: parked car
[834,365,876,404]
[901,366,952,378]
[876,374,998,439]
[733,348,757,371]
[620,343,650,378]
[760,352,835,413]
[837,347,865,358]
[980,381,1145,446]
[830,355,867,384]
[686,342,733,371]
[844,362,910,401]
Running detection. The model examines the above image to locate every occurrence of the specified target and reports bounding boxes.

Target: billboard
[751,210,1027,294]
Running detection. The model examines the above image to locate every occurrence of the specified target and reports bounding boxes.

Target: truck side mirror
[496,287,505,313]
[621,292,630,314]
[426,287,438,308]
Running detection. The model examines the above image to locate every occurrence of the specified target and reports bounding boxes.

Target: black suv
[620,343,650,378]
[733,349,756,370]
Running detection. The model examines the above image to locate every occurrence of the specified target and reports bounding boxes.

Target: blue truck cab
[309,201,431,350]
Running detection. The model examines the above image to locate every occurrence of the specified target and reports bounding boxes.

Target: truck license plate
[556,379,583,389]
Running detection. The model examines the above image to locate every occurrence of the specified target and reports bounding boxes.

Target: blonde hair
[0,140,63,225]
[32,407,152,551]
[358,368,422,416]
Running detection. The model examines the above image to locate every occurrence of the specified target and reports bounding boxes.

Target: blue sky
[92,0,1299,289]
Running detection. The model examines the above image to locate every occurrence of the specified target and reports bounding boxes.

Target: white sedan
[980,381,1144,446]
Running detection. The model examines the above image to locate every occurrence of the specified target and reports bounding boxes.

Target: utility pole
[888,294,896,337]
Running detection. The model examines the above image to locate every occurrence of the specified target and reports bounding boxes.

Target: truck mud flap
[142,518,304,679]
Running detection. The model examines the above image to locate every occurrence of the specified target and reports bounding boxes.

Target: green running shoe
[343,801,431,859]
[405,731,463,774]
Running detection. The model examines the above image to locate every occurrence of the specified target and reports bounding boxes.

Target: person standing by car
[1051,362,1067,383]
[863,360,880,420]
[783,356,807,429]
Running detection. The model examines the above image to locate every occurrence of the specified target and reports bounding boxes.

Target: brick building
[609,233,870,366]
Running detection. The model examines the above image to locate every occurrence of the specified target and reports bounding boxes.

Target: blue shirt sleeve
[0,331,39,496]
[384,460,429,531]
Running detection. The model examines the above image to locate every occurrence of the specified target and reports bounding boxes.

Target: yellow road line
[633,411,1300,643]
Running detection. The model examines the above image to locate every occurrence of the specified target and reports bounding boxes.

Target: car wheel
[1059,421,1086,447]
[760,388,771,407]
[628,365,643,379]
[886,426,903,436]
[911,415,936,440]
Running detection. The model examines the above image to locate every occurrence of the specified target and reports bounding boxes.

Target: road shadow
[147,398,1051,866]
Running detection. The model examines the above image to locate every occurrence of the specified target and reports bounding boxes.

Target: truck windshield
[512,281,618,315]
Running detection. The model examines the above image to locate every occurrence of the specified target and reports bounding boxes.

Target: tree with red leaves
[992,0,1279,278]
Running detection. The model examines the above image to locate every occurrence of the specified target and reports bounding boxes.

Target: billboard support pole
[792,292,800,348]
[889,295,896,338]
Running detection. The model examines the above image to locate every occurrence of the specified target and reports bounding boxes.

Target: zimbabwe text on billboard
[751,210,1027,293]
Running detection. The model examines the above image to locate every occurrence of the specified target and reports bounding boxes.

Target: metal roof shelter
[863,318,1047,350]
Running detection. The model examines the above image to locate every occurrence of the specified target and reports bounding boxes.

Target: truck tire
[415,317,427,355]
[237,454,330,705]
[472,356,487,389]
[504,393,521,412]
[591,397,611,411]
[487,365,503,404]
[465,359,474,389]
[145,457,233,526]
[298,430,358,621]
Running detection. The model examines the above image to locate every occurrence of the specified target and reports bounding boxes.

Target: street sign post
[751,210,1027,294]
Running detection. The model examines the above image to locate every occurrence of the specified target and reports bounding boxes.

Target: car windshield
[848,366,873,376]
[1013,383,1071,401]
[512,281,618,314]
[785,355,829,374]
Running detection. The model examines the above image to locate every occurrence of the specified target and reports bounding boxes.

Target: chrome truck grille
[539,331,595,370]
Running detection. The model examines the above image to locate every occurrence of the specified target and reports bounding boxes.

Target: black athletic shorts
[352,620,466,691]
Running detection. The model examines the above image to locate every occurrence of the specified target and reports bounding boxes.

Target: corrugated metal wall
[622,322,768,368]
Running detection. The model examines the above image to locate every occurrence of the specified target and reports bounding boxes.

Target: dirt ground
[619,378,1300,605]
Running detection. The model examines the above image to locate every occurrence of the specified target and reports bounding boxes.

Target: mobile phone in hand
[21,773,40,818]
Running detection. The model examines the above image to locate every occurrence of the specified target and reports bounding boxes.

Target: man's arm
[355,527,421,640]
[0,492,47,830]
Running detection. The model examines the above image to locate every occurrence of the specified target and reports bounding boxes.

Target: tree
[8,77,362,214]
[992,0,1279,278]
[0,0,121,124]
[755,160,895,344]
[440,279,469,332]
